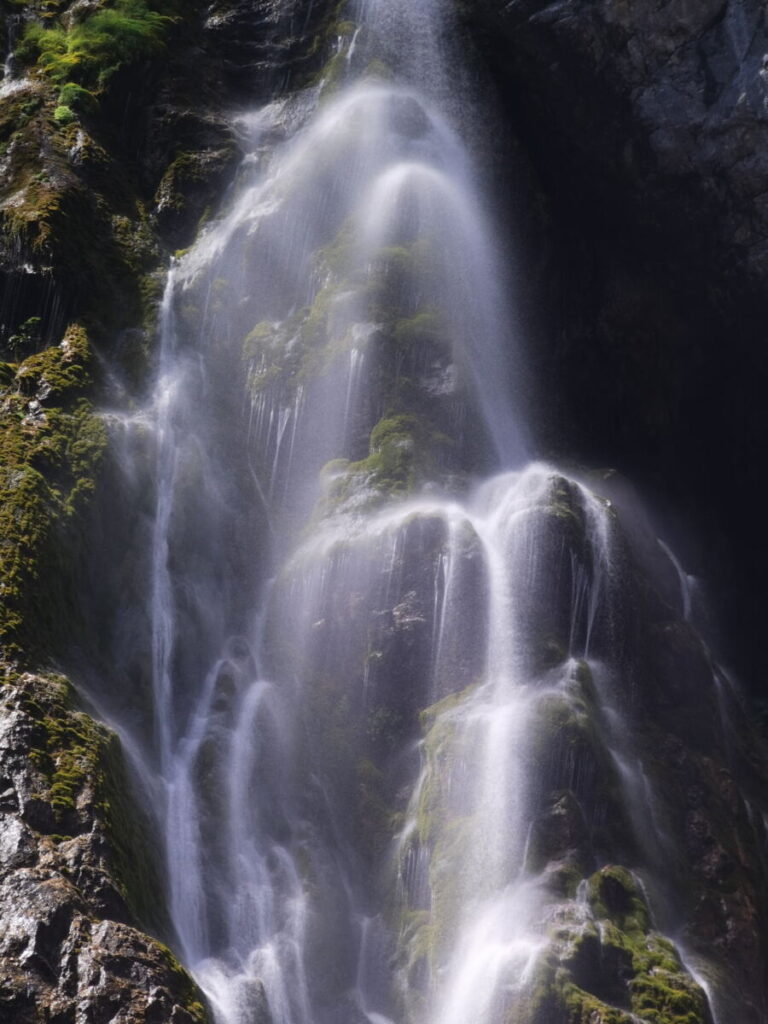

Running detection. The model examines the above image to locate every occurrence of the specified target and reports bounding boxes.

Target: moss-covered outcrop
[0,668,207,1022]
[0,323,105,659]
[508,865,713,1024]
[239,227,492,524]
[370,469,768,1022]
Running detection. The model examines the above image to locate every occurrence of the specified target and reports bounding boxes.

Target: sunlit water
[93,1,737,1022]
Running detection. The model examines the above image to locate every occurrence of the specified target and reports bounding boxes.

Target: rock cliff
[462,0,768,689]
[1,1,768,1021]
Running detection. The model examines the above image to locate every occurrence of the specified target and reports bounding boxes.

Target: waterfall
[0,13,28,98]
[97,1,743,1022]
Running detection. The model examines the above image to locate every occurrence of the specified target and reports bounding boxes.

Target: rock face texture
[0,670,206,1022]
[462,0,768,688]
[471,0,768,282]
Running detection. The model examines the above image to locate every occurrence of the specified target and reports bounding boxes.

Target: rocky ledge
[0,668,207,1022]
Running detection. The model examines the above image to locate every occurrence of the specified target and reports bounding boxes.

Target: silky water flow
[94,0,749,1022]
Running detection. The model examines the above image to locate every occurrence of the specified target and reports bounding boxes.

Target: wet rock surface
[464,0,768,691]
[472,0,768,282]
[0,669,207,1022]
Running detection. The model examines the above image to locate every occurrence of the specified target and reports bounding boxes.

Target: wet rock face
[463,0,768,689]
[385,471,768,1023]
[203,0,334,96]
[0,670,208,1022]
[473,0,768,282]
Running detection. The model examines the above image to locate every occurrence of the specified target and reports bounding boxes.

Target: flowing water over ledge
[89,1,764,1022]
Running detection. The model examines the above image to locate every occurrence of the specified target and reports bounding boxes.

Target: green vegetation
[546,867,711,1024]
[10,670,166,929]
[17,0,172,93]
[342,412,452,498]
[57,81,98,114]
[239,227,462,515]
[300,0,356,96]
[2,669,208,1019]
[155,943,209,1023]
[388,685,480,1013]
[7,317,43,359]
[52,103,75,124]
[498,864,712,1024]
[0,324,106,659]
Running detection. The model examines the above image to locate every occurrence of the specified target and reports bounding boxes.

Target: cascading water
[95,1,758,1022]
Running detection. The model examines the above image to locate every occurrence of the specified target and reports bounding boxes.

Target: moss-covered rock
[16,0,173,93]
[0,667,209,1021]
[322,410,454,512]
[505,865,713,1024]
[0,323,106,660]
[153,142,238,247]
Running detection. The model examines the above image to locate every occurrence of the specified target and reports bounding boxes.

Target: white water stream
[99,0,735,1022]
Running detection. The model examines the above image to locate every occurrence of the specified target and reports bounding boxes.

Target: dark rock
[0,670,208,1022]
[462,0,768,691]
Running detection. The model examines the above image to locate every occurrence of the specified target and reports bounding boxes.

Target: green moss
[388,684,482,1008]
[58,82,98,114]
[15,671,166,926]
[241,306,315,403]
[4,670,208,1018]
[0,323,107,659]
[320,457,352,480]
[546,478,587,525]
[242,219,464,522]
[241,229,440,427]
[53,103,75,124]
[2,7,179,334]
[398,908,435,1000]
[6,316,43,360]
[313,220,357,279]
[322,411,453,511]
[318,50,348,97]
[363,59,393,81]
[0,139,158,330]
[628,934,709,1023]
[587,865,649,939]
[393,310,442,349]
[17,0,172,93]
[154,144,238,232]
[560,983,636,1023]
[544,866,712,1024]
[396,675,711,1024]
[101,733,170,935]
[512,902,711,1024]
[367,240,436,314]
[155,942,208,1023]
[300,0,357,96]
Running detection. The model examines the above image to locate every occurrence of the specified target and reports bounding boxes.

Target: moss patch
[323,411,453,509]
[8,669,167,931]
[17,0,174,94]
[0,323,106,659]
